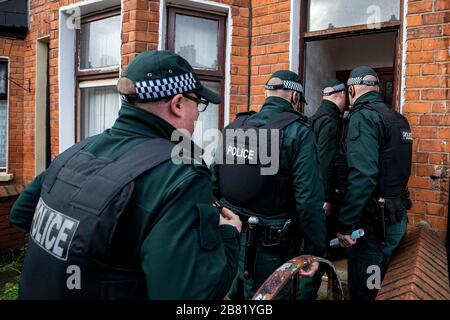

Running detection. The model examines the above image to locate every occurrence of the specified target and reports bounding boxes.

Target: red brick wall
[250,0,290,110]
[0,0,52,186]
[121,0,160,69]
[0,38,25,183]
[0,0,52,250]
[0,37,28,250]
[227,0,251,118]
[404,0,449,239]
[0,185,25,253]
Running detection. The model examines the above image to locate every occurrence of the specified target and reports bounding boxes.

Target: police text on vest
[226,145,255,161]
[31,198,79,261]
[401,129,413,142]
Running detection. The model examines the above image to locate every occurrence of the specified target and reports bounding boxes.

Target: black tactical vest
[19,137,175,299]
[216,111,301,216]
[351,102,413,198]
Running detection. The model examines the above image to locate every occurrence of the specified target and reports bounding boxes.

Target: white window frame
[75,5,121,141]
[59,0,122,153]
[159,0,232,128]
[0,57,12,181]
[78,78,121,140]
[78,78,119,89]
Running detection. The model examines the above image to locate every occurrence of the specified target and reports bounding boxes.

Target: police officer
[299,80,346,300]
[9,50,241,299]
[309,80,347,217]
[212,70,326,300]
[337,66,412,300]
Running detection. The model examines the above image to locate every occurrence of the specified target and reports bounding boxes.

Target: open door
[299,0,404,116]
[303,31,398,116]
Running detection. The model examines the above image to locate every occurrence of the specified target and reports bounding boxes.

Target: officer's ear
[169,94,184,118]
[291,92,299,105]
[348,85,355,98]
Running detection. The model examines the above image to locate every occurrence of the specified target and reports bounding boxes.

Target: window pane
[0,64,6,94]
[80,15,121,69]
[308,0,400,31]
[192,81,220,165]
[0,100,7,168]
[175,14,219,70]
[81,85,120,138]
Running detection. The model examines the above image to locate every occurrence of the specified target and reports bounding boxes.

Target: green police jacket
[211,96,326,257]
[310,100,343,202]
[338,91,386,235]
[9,102,240,299]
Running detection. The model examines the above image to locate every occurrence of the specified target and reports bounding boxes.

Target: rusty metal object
[252,255,344,300]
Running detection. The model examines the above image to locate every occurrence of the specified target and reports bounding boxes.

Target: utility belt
[361,190,411,244]
[242,218,299,247]
[242,217,300,279]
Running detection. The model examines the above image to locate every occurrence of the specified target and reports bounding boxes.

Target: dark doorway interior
[336,67,394,111]
[303,31,397,116]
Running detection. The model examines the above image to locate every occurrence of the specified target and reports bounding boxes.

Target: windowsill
[0,172,14,182]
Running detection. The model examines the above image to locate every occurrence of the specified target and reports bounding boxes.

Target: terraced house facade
[0,0,448,266]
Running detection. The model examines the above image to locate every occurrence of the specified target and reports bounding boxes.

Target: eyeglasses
[183,94,209,112]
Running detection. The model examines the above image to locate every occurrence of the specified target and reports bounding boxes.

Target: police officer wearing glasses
[212,70,326,300]
[10,50,242,299]
[337,66,412,300]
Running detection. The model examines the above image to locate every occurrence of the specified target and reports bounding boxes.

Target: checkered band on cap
[347,77,364,85]
[331,83,346,92]
[347,77,380,86]
[282,80,304,94]
[323,83,346,95]
[135,72,198,101]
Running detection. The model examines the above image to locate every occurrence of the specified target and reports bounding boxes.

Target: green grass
[0,247,25,300]
[1,280,19,300]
